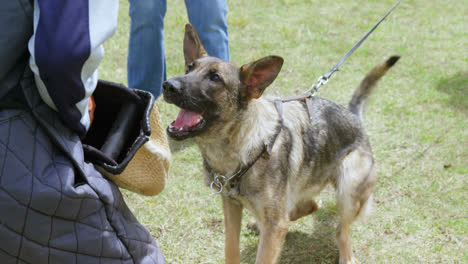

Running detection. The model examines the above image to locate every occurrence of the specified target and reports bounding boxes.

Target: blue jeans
[128,0,229,98]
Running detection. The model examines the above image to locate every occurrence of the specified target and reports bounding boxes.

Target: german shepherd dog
[163,24,399,264]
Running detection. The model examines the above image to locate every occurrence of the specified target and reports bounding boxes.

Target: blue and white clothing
[29,0,119,137]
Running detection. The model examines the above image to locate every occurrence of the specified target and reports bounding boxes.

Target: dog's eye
[209,72,222,83]
[186,63,194,74]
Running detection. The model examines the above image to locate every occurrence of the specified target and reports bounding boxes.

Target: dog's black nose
[163,79,181,93]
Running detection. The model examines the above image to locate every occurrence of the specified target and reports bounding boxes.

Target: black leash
[305,0,401,96]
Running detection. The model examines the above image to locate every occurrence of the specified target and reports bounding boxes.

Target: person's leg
[185,0,230,61]
[128,0,167,98]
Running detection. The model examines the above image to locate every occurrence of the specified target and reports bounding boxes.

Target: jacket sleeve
[28,0,119,137]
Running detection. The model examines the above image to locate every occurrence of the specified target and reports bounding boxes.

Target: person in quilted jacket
[0,1,166,263]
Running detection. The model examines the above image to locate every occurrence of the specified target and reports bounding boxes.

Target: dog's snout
[163,79,181,93]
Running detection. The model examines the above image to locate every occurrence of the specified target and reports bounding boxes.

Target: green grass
[100,0,467,263]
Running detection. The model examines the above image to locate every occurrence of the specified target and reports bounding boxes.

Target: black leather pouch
[82,80,155,174]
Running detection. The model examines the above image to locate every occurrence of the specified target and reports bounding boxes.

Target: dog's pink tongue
[174,109,201,128]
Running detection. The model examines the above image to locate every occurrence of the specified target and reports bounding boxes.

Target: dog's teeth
[197,117,202,123]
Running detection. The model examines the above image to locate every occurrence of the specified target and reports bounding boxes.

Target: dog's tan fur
[163,24,399,264]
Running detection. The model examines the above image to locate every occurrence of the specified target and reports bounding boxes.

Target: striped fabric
[28,0,119,137]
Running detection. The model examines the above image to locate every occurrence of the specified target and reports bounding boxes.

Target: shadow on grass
[437,72,468,115]
[241,206,339,264]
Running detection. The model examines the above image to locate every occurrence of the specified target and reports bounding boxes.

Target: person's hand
[88,95,96,126]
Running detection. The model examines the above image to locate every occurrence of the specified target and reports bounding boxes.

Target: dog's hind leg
[248,199,317,235]
[335,148,376,264]
[247,218,260,234]
[248,199,316,233]
[223,198,243,264]
[289,199,318,221]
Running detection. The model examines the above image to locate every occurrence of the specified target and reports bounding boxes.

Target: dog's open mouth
[167,109,206,140]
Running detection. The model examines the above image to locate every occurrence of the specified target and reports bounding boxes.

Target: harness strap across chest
[209,95,314,194]
[209,102,284,194]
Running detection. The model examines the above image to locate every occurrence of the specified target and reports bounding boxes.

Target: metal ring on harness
[210,173,226,194]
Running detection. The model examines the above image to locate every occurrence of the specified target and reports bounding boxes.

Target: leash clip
[306,75,329,96]
[303,0,400,96]
[317,75,329,86]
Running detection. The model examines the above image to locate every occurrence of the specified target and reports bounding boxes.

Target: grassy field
[100,0,467,263]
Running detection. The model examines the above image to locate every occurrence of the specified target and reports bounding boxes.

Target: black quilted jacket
[0,1,165,263]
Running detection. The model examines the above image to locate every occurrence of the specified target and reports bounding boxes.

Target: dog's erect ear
[184,24,207,66]
[240,56,284,100]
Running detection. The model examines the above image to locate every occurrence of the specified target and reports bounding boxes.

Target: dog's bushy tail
[348,55,400,121]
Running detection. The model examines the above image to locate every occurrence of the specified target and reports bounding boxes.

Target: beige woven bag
[99,104,171,196]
